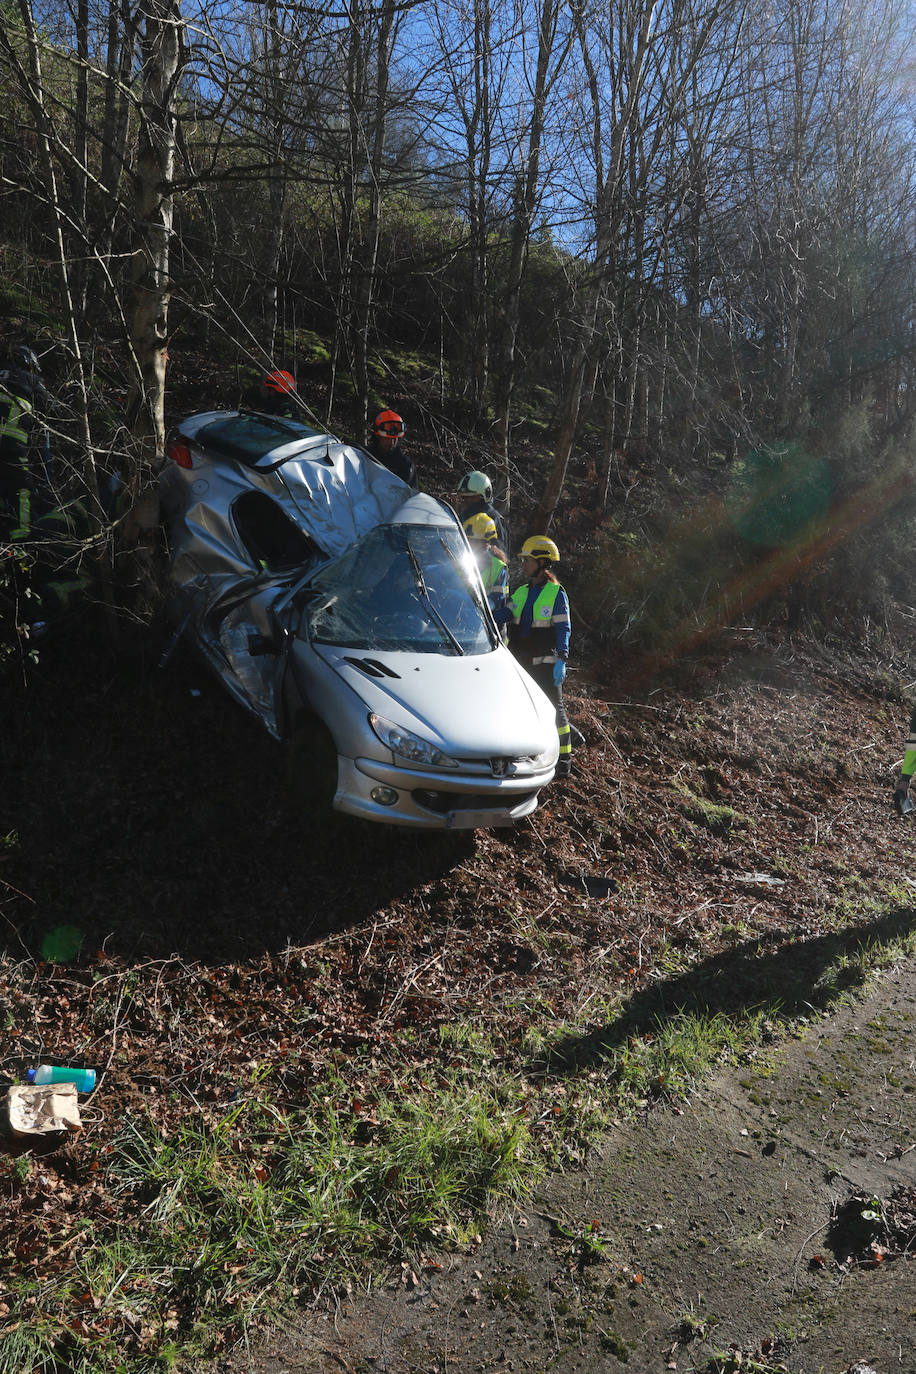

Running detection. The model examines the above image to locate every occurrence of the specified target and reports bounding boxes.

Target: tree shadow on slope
[538,908,916,1076]
[1,633,477,964]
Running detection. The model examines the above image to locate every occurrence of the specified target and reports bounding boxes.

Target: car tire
[287,713,338,814]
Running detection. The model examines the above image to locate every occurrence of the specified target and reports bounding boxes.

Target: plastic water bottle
[26,1065,96,1092]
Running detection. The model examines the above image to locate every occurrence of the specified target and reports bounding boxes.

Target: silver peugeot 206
[159,409,559,829]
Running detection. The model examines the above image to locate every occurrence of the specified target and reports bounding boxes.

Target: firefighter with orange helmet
[366,409,416,488]
[258,368,299,419]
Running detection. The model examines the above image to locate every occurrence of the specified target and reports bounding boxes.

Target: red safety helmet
[373,409,405,437]
[264,368,296,395]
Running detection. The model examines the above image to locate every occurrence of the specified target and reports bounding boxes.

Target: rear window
[196,414,326,467]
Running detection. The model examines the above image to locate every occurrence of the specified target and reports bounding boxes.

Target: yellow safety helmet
[463,512,498,542]
[521,534,560,563]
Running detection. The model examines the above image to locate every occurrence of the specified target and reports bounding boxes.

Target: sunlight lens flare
[726,442,831,548]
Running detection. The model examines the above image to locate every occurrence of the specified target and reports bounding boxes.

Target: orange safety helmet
[264,368,296,395]
[373,409,406,437]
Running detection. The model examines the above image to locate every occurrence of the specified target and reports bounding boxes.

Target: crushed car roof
[175,409,423,561]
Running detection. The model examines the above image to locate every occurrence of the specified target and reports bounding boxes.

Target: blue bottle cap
[26,1069,36,1082]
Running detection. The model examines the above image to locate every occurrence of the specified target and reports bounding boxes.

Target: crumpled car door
[198,579,289,739]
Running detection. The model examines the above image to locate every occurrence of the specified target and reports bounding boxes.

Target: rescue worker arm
[552,587,571,661]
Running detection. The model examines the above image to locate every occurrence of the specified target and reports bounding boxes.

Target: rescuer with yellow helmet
[506,534,572,777]
[893,703,916,815]
[463,511,508,632]
[0,345,48,545]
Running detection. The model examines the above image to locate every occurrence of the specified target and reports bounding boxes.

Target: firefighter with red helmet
[366,409,416,488]
[257,368,299,419]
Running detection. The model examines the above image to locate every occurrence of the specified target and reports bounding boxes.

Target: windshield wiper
[405,540,428,597]
[405,539,463,655]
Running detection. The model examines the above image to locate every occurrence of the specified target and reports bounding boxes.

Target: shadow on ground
[1,629,475,965]
[539,907,916,1074]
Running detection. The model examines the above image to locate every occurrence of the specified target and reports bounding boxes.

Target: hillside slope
[2,614,916,1370]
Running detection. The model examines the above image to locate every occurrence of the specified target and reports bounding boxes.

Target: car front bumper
[331,755,555,828]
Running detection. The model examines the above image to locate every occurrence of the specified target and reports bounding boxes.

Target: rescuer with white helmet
[453,469,507,548]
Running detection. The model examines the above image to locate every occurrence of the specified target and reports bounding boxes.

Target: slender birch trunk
[125,0,184,473]
[354,0,396,429]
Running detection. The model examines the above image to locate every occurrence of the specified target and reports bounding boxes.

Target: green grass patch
[676,789,756,835]
[4,896,914,1372]
[0,1073,535,1373]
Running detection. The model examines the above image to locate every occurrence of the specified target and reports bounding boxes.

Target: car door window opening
[231,491,322,572]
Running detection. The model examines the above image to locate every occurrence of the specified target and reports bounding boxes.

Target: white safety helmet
[456,470,492,501]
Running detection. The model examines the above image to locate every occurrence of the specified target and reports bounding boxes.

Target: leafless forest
[2,0,916,620]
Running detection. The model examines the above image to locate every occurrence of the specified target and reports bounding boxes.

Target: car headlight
[369,713,460,768]
[524,744,559,769]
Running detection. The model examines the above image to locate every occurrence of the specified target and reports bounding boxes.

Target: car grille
[412,789,538,815]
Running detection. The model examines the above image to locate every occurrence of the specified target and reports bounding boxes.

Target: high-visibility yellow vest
[0,385,32,447]
[481,550,507,594]
[509,581,564,665]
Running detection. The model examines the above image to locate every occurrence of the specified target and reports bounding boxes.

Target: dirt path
[225,958,916,1374]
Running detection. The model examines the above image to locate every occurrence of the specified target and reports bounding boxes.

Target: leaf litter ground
[2,619,916,1373]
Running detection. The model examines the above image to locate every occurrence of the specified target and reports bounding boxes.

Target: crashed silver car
[159,410,559,828]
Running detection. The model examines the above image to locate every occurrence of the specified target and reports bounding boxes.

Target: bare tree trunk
[73,0,89,314]
[493,0,568,483]
[329,3,363,425]
[263,0,286,354]
[14,0,113,621]
[100,0,136,252]
[353,0,397,429]
[534,0,659,530]
[126,0,184,472]
[15,2,95,485]
[467,0,492,424]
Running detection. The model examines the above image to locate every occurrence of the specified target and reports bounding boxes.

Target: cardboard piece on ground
[4,1082,82,1136]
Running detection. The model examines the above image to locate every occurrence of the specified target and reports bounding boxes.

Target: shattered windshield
[302,524,494,654]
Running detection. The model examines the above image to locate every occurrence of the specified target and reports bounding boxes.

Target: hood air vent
[342,656,402,680]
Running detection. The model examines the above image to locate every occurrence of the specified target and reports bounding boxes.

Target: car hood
[316,643,557,757]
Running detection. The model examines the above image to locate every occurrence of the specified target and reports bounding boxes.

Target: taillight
[166,437,193,469]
